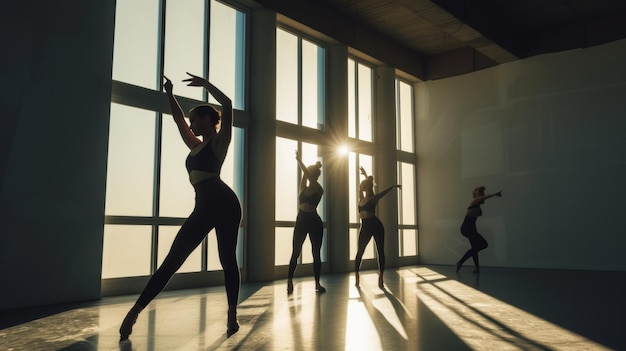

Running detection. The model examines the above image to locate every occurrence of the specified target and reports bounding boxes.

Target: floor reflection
[1,266,624,350]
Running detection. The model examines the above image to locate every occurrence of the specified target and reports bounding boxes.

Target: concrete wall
[0,0,115,310]
[417,39,626,271]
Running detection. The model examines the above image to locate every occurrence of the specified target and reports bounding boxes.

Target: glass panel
[398,80,414,152]
[207,229,221,271]
[164,0,205,100]
[209,1,246,110]
[359,154,373,193]
[399,162,416,225]
[157,226,202,273]
[112,0,159,88]
[102,225,152,279]
[357,63,373,142]
[275,227,294,265]
[276,137,298,221]
[348,59,356,138]
[105,104,155,216]
[348,152,357,223]
[159,114,195,217]
[301,142,324,220]
[350,227,375,260]
[276,29,298,124]
[401,229,418,256]
[302,39,324,129]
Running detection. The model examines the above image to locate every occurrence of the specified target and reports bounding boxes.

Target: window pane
[400,229,418,256]
[164,0,205,100]
[112,0,159,88]
[157,226,202,273]
[159,114,195,217]
[276,137,298,221]
[349,152,357,223]
[399,162,416,225]
[357,63,373,142]
[275,227,294,265]
[302,39,324,129]
[209,1,246,110]
[397,80,414,152]
[301,142,325,221]
[105,104,155,216]
[102,225,152,278]
[348,59,356,138]
[207,229,222,271]
[276,29,298,124]
[350,228,374,260]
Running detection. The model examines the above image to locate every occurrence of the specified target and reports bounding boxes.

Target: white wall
[417,39,626,271]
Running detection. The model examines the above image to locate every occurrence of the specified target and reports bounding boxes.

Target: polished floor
[1,265,624,351]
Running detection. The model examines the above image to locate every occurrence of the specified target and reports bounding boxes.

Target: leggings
[355,216,385,273]
[458,216,488,267]
[136,177,242,308]
[288,210,324,281]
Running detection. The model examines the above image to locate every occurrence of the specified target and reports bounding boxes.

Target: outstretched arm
[164,76,201,150]
[184,73,233,154]
[374,184,402,201]
[470,190,503,206]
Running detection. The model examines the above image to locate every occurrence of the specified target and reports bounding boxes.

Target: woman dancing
[456,186,502,273]
[287,151,325,294]
[355,167,401,289]
[119,73,242,340]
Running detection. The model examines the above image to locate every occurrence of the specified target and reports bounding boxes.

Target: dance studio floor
[1,265,624,350]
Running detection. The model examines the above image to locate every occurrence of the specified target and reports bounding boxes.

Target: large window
[276,28,325,128]
[396,78,418,257]
[348,59,373,142]
[103,0,246,280]
[275,28,328,268]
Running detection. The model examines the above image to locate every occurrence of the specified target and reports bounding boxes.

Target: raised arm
[374,184,402,201]
[164,76,201,150]
[470,190,503,206]
[360,166,368,178]
[184,73,233,155]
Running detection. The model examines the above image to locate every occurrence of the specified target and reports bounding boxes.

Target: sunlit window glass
[158,225,202,273]
[349,152,374,260]
[399,162,416,225]
[209,1,246,110]
[164,0,205,100]
[102,225,152,279]
[397,80,414,152]
[276,137,298,221]
[275,227,294,265]
[159,114,195,218]
[105,104,155,216]
[112,0,159,89]
[276,29,298,124]
[348,59,356,138]
[357,63,373,142]
[302,39,325,129]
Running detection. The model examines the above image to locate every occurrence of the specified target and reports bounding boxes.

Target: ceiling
[254,0,626,80]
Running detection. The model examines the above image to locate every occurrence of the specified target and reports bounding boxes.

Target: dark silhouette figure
[456,186,502,273]
[287,151,325,294]
[354,167,401,289]
[119,73,242,341]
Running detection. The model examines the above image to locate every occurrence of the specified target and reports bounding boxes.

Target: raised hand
[183,72,207,87]
[360,166,368,177]
[295,150,301,161]
[163,75,173,93]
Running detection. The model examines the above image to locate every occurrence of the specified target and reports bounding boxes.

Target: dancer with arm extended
[119,73,242,340]
[456,186,502,273]
[354,166,401,289]
[287,150,325,294]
